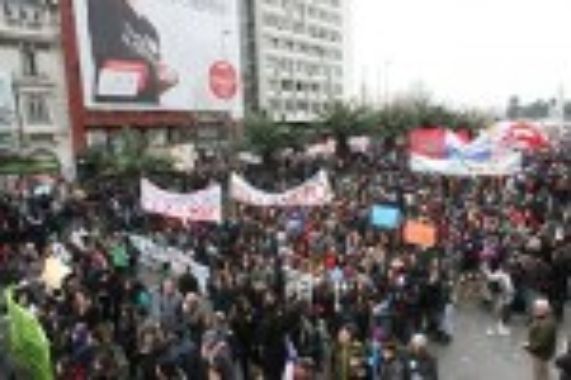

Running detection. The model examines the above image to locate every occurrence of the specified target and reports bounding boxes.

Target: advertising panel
[72,0,243,116]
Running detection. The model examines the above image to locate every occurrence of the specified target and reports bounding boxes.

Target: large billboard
[72,0,243,117]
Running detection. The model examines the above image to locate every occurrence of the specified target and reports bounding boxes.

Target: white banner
[129,234,210,293]
[230,170,334,207]
[141,179,222,223]
[349,136,371,153]
[410,151,522,176]
[305,139,336,158]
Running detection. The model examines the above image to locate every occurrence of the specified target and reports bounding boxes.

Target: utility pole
[360,67,367,106]
[384,59,392,107]
[558,84,565,124]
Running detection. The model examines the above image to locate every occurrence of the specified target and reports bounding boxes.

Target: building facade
[242,0,349,122]
[59,0,242,156]
[0,0,74,178]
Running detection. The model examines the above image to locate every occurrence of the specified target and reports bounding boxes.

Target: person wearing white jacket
[482,262,515,336]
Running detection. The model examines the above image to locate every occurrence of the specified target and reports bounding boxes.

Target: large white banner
[410,151,522,176]
[72,0,243,117]
[141,179,222,223]
[129,234,210,293]
[230,170,334,207]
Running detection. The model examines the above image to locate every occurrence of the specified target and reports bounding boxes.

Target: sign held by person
[404,220,437,248]
[371,205,401,229]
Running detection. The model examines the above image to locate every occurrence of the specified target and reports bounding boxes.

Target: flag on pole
[5,289,53,380]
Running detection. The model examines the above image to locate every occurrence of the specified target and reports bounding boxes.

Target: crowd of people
[0,137,569,380]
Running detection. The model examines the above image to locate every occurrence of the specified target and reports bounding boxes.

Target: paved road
[436,303,570,380]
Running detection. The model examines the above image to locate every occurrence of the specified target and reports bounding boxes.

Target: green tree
[80,128,173,181]
[317,102,378,156]
[376,97,489,137]
[243,114,293,164]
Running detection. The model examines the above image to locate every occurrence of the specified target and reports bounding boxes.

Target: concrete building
[0,0,74,178]
[242,0,350,122]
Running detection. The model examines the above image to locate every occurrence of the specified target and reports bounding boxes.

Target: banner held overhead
[141,179,222,223]
[230,170,334,207]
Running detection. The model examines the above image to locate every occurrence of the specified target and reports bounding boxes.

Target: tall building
[243,0,349,122]
[0,0,74,178]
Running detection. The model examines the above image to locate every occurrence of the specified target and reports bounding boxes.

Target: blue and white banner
[410,151,521,176]
[410,131,522,176]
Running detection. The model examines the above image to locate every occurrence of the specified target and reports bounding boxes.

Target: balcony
[14,73,55,89]
[0,6,58,44]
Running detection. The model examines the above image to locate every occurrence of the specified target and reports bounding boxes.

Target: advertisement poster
[72,0,243,117]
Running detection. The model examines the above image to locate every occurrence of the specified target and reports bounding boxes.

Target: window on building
[87,130,108,148]
[21,46,38,76]
[281,79,293,91]
[269,98,282,112]
[28,6,42,27]
[3,1,18,22]
[297,100,308,111]
[28,133,54,143]
[26,94,51,125]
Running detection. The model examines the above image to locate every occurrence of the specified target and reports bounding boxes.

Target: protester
[0,136,568,379]
[483,261,515,336]
[404,334,438,380]
[525,299,559,380]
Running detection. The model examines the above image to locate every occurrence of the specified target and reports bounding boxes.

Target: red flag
[500,122,550,151]
[408,127,447,158]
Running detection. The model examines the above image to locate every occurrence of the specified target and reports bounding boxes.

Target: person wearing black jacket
[257,293,288,380]
[405,334,438,380]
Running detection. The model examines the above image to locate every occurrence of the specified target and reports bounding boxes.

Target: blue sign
[371,205,401,229]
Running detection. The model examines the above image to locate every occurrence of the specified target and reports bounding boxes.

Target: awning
[0,151,60,175]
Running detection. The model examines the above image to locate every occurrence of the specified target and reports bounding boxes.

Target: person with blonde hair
[404,334,438,380]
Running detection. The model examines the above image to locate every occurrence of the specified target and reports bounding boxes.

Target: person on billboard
[87,0,179,105]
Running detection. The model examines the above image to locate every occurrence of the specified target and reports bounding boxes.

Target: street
[437,303,570,380]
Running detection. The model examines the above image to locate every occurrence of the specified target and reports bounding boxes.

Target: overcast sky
[351,0,571,110]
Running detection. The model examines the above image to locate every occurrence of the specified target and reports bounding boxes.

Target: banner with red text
[141,179,222,223]
[230,170,334,207]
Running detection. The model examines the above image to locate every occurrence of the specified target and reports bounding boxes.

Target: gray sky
[351,0,571,110]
